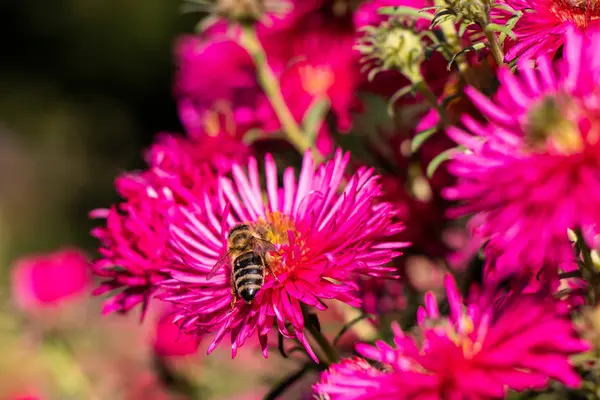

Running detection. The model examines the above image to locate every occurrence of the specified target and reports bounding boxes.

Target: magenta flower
[444,25,600,275]
[503,0,600,62]
[315,275,589,399]
[152,312,201,357]
[90,192,170,318]
[270,23,362,134]
[91,132,248,318]
[160,149,406,360]
[12,248,90,311]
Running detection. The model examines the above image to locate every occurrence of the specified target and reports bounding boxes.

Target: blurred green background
[0,0,196,266]
[0,2,250,399]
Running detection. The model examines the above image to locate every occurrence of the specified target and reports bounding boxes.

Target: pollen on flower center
[524,95,584,155]
[254,212,305,274]
[550,0,600,28]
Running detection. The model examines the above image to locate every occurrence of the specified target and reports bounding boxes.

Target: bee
[208,224,279,307]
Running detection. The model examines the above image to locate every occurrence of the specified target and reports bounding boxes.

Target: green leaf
[447,42,486,70]
[388,84,415,116]
[486,23,516,40]
[427,146,463,178]
[302,97,330,143]
[379,6,434,20]
[411,127,438,153]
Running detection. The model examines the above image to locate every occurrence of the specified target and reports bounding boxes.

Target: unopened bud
[357,21,425,83]
[192,0,290,25]
[441,0,492,26]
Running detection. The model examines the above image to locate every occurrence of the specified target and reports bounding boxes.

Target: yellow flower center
[524,95,585,155]
[446,315,483,359]
[253,212,305,274]
[550,0,600,28]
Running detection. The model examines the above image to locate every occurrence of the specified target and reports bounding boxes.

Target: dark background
[0,0,199,266]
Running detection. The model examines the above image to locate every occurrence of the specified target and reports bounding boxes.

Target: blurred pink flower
[153,312,201,357]
[503,0,600,62]
[91,132,248,319]
[160,149,406,360]
[12,248,90,311]
[444,25,600,276]
[315,275,589,399]
[267,22,362,134]
[175,35,271,138]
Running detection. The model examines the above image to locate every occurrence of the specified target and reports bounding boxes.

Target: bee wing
[250,237,278,255]
[207,251,231,281]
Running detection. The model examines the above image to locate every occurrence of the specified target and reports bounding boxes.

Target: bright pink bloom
[444,26,600,275]
[161,149,406,360]
[153,312,201,357]
[91,132,248,318]
[315,276,589,399]
[12,248,90,311]
[268,23,362,134]
[503,0,600,62]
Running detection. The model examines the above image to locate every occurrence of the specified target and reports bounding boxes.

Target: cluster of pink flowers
[13,0,600,398]
[315,276,589,399]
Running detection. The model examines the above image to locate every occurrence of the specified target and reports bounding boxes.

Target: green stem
[238,25,324,164]
[433,0,475,86]
[484,28,505,67]
[306,322,340,366]
[576,230,597,305]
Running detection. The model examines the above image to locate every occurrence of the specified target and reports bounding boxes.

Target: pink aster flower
[12,248,90,311]
[152,312,201,357]
[161,149,406,360]
[503,0,600,62]
[315,275,589,399]
[444,25,600,275]
[266,22,362,136]
[91,132,248,318]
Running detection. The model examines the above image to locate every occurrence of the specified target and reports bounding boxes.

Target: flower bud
[441,0,492,26]
[357,20,425,83]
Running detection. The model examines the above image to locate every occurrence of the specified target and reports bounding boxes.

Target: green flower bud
[357,21,425,83]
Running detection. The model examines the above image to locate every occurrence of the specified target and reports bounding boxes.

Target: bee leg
[266,265,281,283]
[230,268,238,309]
[230,287,237,309]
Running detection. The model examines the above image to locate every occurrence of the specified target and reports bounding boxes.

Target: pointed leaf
[427,146,464,178]
[379,6,434,20]
[411,127,438,153]
[486,24,516,40]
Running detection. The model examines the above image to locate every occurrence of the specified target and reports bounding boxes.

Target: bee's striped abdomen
[233,251,264,303]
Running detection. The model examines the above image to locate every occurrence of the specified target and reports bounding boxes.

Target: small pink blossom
[12,248,90,311]
[153,312,201,357]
